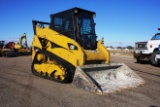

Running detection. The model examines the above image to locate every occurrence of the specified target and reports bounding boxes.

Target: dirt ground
[0,55,160,107]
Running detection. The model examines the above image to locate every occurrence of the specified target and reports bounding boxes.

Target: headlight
[68,43,78,50]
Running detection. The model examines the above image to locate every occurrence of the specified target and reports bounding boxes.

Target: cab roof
[50,7,96,17]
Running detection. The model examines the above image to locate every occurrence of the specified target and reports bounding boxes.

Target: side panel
[47,48,78,66]
[32,26,85,66]
[83,39,110,64]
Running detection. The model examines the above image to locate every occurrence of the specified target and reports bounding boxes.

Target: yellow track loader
[31,7,144,95]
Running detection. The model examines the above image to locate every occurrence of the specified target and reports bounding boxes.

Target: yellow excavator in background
[14,33,29,53]
[3,33,30,57]
[31,7,145,95]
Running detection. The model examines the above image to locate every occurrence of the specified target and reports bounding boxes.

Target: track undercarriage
[32,50,75,83]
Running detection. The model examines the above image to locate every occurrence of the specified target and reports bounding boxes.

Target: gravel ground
[0,55,160,107]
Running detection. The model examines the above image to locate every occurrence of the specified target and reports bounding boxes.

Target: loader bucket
[72,63,145,95]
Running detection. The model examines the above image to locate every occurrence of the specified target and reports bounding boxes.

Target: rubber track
[31,49,74,83]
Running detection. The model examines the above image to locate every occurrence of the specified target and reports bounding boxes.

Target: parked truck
[134,28,160,66]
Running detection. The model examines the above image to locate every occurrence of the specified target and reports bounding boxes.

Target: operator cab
[50,7,97,49]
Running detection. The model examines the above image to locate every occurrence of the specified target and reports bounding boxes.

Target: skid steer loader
[31,7,145,95]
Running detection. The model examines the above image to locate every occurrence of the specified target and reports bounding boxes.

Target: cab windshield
[78,12,96,49]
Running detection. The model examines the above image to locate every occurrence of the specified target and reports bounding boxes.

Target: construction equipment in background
[0,40,15,57]
[13,33,29,53]
[0,40,5,56]
[31,7,145,95]
[2,33,31,57]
